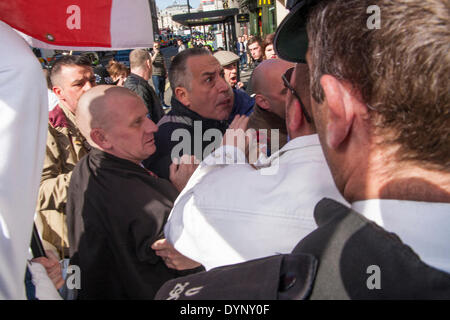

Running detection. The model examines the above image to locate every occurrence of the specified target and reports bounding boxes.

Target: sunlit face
[184,55,233,120]
[223,62,238,88]
[265,44,277,59]
[249,42,263,61]
[105,95,158,164]
[263,61,293,119]
[153,42,160,50]
[53,65,95,113]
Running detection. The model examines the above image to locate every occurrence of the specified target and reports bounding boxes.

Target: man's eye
[205,77,212,83]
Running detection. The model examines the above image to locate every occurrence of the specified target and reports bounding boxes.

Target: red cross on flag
[0,0,154,50]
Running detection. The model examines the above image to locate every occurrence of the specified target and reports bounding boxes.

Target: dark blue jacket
[228,88,255,124]
[143,98,229,180]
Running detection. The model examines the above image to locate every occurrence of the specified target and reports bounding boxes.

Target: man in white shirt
[164,62,347,270]
[155,0,450,300]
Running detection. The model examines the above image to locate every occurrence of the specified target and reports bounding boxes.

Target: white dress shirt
[165,134,348,270]
[353,200,450,274]
[0,21,48,299]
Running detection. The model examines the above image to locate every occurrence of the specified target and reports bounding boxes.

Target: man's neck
[344,150,450,203]
[131,68,148,81]
[288,123,316,140]
[59,101,76,116]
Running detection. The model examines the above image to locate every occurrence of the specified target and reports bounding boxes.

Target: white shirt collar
[256,134,321,166]
[352,199,450,274]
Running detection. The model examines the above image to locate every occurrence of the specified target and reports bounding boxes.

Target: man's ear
[174,87,190,106]
[53,86,63,100]
[286,98,302,134]
[255,94,270,111]
[320,75,355,149]
[90,128,111,150]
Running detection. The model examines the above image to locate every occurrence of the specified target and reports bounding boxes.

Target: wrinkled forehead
[107,93,146,120]
[187,55,221,76]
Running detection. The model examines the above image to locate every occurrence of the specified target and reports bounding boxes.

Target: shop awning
[172,8,239,27]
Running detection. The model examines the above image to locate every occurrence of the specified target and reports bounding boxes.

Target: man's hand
[31,250,64,290]
[169,154,198,192]
[151,239,201,270]
[222,115,260,164]
[222,114,249,150]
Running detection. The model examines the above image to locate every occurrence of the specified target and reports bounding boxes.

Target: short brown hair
[307,0,450,170]
[129,49,150,69]
[50,54,92,86]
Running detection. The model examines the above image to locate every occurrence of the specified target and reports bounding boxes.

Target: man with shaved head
[66,85,200,299]
[162,63,346,271]
[248,59,294,154]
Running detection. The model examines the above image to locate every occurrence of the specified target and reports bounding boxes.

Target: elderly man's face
[184,55,233,120]
[105,95,158,164]
[53,65,95,114]
[223,62,238,88]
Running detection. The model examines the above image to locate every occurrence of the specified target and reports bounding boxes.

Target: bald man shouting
[66,86,200,300]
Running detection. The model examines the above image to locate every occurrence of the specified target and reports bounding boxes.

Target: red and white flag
[0,0,154,50]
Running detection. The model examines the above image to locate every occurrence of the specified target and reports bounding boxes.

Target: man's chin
[143,144,156,157]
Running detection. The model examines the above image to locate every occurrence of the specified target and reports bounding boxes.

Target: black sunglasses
[282,67,312,123]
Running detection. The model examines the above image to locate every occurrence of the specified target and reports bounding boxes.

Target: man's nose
[217,76,230,92]
[83,80,93,91]
[145,117,158,133]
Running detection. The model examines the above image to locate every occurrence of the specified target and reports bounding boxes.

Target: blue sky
[155,0,200,10]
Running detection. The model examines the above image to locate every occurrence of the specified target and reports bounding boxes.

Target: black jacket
[67,148,180,299]
[124,73,164,123]
[143,97,229,180]
[155,198,450,300]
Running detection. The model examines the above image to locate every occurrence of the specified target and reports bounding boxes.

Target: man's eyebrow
[71,78,84,85]
[201,71,216,77]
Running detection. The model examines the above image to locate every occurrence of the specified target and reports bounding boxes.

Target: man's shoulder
[157,199,450,300]
[124,73,149,89]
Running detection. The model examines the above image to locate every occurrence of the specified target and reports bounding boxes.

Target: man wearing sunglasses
[156,0,450,300]
[161,60,346,272]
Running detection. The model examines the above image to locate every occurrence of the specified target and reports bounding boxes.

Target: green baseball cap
[274,0,321,63]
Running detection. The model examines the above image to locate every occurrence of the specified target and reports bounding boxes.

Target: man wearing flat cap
[213,50,255,123]
[155,0,450,299]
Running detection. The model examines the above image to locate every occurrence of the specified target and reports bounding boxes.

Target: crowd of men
[0,0,449,300]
